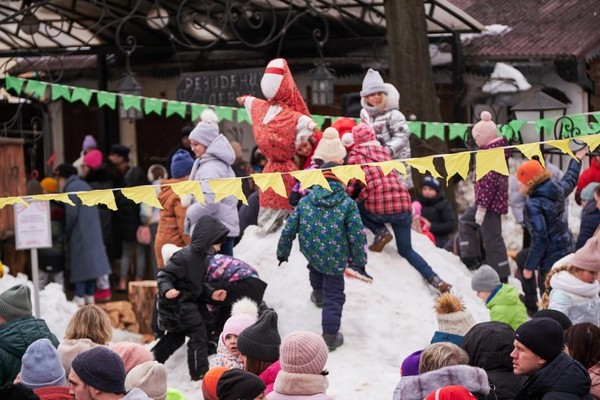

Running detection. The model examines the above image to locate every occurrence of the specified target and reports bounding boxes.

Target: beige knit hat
[434,293,476,336]
[571,237,600,272]
[125,361,167,400]
[280,331,328,374]
[312,127,347,162]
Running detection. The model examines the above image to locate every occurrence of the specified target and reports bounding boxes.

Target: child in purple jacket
[458,111,510,281]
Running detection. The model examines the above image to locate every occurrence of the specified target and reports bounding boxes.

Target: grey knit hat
[471,265,501,292]
[71,347,126,394]
[360,69,388,97]
[237,310,281,362]
[20,339,66,391]
[0,284,32,321]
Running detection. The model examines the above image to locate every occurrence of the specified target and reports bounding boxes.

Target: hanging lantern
[118,73,143,120]
[310,63,335,106]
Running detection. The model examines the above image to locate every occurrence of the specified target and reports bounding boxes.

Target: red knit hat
[426,385,478,400]
[516,160,545,185]
[201,367,228,400]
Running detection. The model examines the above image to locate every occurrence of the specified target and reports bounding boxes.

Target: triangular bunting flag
[443,152,470,182]
[373,160,406,177]
[545,139,576,159]
[312,115,326,128]
[51,84,71,101]
[331,165,366,185]
[5,76,24,94]
[508,120,526,140]
[516,143,545,167]
[25,80,47,98]
[171,181,205,204]
[449,124,467,141]
[406,156,442,178]
[407,121,422,136]
[77,190,117,210]
[209,178,248,205]
[251,173,287,198]
[290,169,331,191]
[567,115,592,136]
[535,118,556,138]
[191,104,208,122]
[475,148,509,180]
[96,91,117,110]
[215,107,233,123]
[424,122,445,140]
[121,95,142,112]
[31,193,74,206]
[71,87,93,106]
[121,186,163,209]
[166,101,187,118]
[579,134,600,152]
[144,98,163,115]
[236,108,252,125]
[0,196,27,209]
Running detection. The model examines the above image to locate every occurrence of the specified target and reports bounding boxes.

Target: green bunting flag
[121,94,142,112]
[424,122,445,140]
[190,104,207,121]
[5,76,24,94]
[312,114,326,128]
[96,91,117,109]
[449,123,467,141]
[508,120,526,140]
[166,101,187,118]
[71,87,93,105]
[25,80,47,98]
[237,108,252,125]
[407,121,422,136]
[144,97,163,115]
[535,118,556,137]
[51,84,71,101]
[215,106,233,123]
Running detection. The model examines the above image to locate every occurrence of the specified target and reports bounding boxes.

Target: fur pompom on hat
[471,111,498,146]
[516,159,546,185]
[352,122,377,145]
[0,284,32,321]
[571,237,600,272]
[471,265,501,292]
[280,331,328,374]
[515,317,563,361]
[332,117,357,149]
[110,342,154,373]
[237,309,281,362]
[312,127,347,162]
[434,293,476,336]
[125,361,167,400]
[189,108,220,147]
[360,68,388,97]
[222,298,259,344]
[40,177,58,193]
[83,149,103,170]
[20,338,66,391]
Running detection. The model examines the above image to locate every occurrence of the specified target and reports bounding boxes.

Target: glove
[277,256,288,266]
[475,207,486,226]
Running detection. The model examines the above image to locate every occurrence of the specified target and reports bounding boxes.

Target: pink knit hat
[280,331,328,374]
[83,149,103,170]
[222,314,256,344]
[571,237,600,272]
[352,122,376,145]
[471,111,498,146]
[110,342,154,373]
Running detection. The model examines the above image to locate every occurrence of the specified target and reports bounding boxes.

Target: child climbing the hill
[346,122,451,293]
[540,236,600,325]
[277,162,368,351]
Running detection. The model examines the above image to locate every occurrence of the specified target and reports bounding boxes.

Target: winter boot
[462,257,481,271]
[323,332,344,351]
[344,265,373,283]
[310,290,324,308]
[72,296,85,307]
[368,229,393,252]
[428,275,452,293]
[94,288,112,303]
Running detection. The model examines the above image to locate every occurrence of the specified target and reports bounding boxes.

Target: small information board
[14,200,52,250]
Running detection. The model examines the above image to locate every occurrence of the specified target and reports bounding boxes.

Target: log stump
[128,280,158,335]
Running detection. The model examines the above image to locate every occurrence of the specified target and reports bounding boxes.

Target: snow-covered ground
[0,172,584,399]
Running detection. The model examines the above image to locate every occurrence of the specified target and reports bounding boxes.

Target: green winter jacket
[0,316,59,385]
[487,284,528,330]
[278,180,367,275]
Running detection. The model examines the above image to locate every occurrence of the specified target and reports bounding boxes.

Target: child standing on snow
[346,123,451,293]
[540,236,600,325]
[277,162,368,351]
[471,265,527,330]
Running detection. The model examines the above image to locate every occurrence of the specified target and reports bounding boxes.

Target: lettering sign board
[177,68,264,107]
[14,201,52,250]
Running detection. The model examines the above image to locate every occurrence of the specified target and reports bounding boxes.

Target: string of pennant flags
[5,75,600,141]
[1,134,600,211]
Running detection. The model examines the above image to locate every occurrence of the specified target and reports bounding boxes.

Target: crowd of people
[6,57,600,399]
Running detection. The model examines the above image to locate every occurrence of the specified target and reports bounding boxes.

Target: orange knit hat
[201,367,228,400]
[516,160,545,185]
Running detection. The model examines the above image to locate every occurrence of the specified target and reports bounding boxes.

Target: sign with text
[14,201,52,250]
[177,68,264,107]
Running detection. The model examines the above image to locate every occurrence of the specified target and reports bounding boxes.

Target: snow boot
[462,257,481,271]
[344,266,373,283]
[310,290,323,308]
[72,296,85,307]
[323,332,344,351]
[368,229,393,252]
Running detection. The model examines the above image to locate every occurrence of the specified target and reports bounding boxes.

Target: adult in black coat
[152,215,229,381]
[463,321,527,400]
[417,176,456,248]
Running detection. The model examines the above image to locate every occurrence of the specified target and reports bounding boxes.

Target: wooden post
[128,280,158,335]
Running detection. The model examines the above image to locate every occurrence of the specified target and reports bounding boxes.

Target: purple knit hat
[400,349,423,377]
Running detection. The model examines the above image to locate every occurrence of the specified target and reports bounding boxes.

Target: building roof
[449,0,600,61]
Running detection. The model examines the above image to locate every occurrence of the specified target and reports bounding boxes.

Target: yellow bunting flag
[290,169,331,191]
[331,165,366,185]
[516,143,545,167]
[443,152,471,182]
[122,186,163,209]
[373,160,406,177]
[251,173,287,198]
[171,181,205,204]
[209,178,248,205]
[78,190,117,210]
[545,139,576,159]
[475,148,509,180]
[578,134,600,152]
[31,193,74,206]
[0,196,27,209]
[406,156,442,178]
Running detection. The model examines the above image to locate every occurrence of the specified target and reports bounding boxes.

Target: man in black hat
[511,317,591,399]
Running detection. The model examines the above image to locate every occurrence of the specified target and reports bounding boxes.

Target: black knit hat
[71,347,126,394]
[54,163,78,179]
[109,144,130,161]
[216,369,266,400]
[515,317,564,362]
[0,383,39,400]
[237,309,281,362]
[532,309,572,330]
